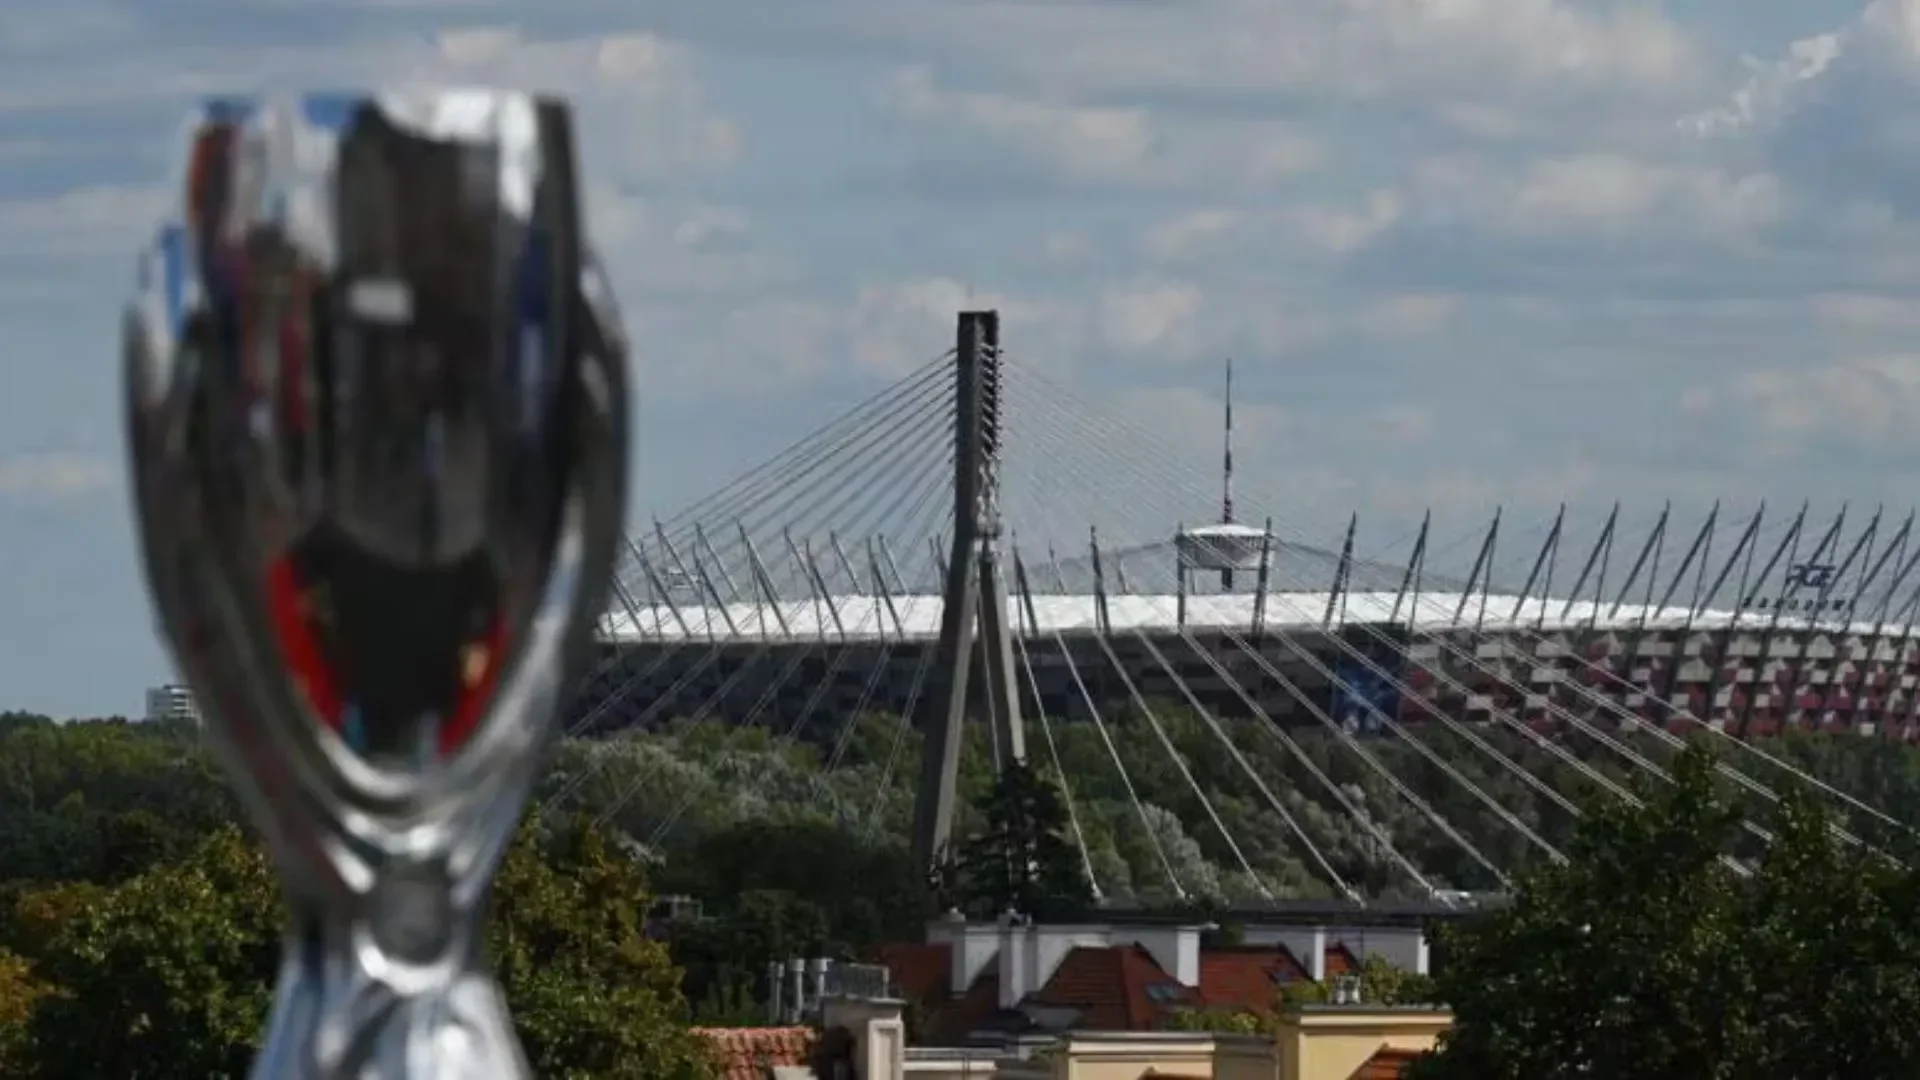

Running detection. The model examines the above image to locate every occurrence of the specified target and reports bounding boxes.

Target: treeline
[0,715,722,1078]
[1413,747,1920,1077]
[543,704,1920,902]
[6,708,1920,1075]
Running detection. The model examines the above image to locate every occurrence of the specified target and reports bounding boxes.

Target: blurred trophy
[121,91,629,1078]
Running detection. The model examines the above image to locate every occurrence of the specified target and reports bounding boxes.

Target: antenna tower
[1221,358,1236,589]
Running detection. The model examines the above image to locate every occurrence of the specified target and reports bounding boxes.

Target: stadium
[552,309,1920,889]
[572,510,1920,732]
[567,323,1920,755]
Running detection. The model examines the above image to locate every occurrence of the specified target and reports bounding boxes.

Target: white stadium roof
[600,590,1870,644]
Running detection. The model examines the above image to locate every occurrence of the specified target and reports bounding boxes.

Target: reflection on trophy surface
[122,91,629,1078]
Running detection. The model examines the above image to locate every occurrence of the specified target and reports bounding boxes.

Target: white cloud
[1379,151,1783,242]
[854,0,1708,110]
[1099,283,1205,356]
[1299,191,1404,254]
[587,186,775,296]
[1112,382,1283,459]
[0,6,136,56]
[430,28,741,178]
[1369,294,1459,337]
[848,277,1086,379]
[0,452,114,500]
[1368,403,1438,444]
[1038,232,1092,266]
[1362,458,1605,519]
[1685,2,1920,224]
[891,67,1157,183]
[1143,210,1242,262]
[643,296,844,391]
[0,184,167,262]
[11,0,1920,712]
[1721,355,1920,445]
[1508,155,1782,236]
[1512,155,1665,225]
[1811,292,1920,331]
[889,66,1320,190]
[0,27,739,183]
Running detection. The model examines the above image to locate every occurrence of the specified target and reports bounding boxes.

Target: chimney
[808,958,832,1018]
[786,958,807,1023]
[1331,926,1431,977]
[1246,927,1328,982]
[1126,924,1208,987]
[944,918,1002,996]
[820,995,907,1080]
[766,961,786,1024]
[996,911,1032,1009]
[1332,974,1363,1006]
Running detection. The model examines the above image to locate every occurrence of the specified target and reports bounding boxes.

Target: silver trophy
[121,91,629,1078]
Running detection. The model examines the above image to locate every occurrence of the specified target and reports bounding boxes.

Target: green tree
[1355,953,1435,1006]
[950,761,1094,918]
[0,948,45,1074]
[672,888,834,1003]
[25,826,278,1080]
[1164,1006,1269,1034]
[659,818,922,950]
[0,717,236,887]
[689,969,764,1027]
[1410,746,1920,1079]
[489,814,716,1079]
[17,809,717,1079]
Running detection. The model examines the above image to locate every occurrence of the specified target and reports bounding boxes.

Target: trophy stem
[250,912,532,1080]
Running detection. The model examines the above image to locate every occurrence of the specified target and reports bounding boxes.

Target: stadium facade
[572,503,1920,745]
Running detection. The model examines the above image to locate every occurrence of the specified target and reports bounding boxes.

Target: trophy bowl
[122,90,629,1078]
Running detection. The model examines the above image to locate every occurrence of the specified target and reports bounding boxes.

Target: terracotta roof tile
[928,968,1005,1043]
[1197,946,1311,1014]
[877,941,951,1003]
[692,1026,816,1080]
[1325,942,1362,977]
[879,935,1374,1036]
[1028,945,1199,1029]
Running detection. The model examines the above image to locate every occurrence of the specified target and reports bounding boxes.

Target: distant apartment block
[143,684,199,725]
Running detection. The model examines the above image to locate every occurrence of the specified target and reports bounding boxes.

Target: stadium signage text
[1751,561,1851,616]
[1782,562,1836,592]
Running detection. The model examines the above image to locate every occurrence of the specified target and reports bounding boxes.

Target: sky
[2,0,1917,717]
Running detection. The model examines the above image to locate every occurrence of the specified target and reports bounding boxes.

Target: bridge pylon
[911,310,1027,876]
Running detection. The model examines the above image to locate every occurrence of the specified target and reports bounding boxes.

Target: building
[700,911,1448,1077]
[586,590,1920,740]
[143,684,198,725]
[696,996,1449,1080]
[876,911,1430,1045]
[572,339,1920,751]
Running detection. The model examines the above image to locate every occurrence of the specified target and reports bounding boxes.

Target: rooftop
[692,1026,815,1080]
[879,932,1385,1043]
[599,588,1849,645]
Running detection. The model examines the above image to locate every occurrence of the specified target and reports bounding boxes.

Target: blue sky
[2,0,1916,716]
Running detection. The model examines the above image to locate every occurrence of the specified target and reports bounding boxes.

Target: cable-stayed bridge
[554,311,1920,909]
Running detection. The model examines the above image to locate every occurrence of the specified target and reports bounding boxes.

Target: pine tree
[953,761,1093,919]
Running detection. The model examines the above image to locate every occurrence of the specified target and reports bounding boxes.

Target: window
[1144,983,1184,1003]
